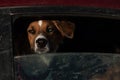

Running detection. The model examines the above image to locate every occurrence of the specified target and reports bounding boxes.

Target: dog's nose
[36,38,47,48]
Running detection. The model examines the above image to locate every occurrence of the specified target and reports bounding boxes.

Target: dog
[27,20,75,54]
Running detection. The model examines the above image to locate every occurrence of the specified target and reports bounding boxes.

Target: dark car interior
[12,16,120,55]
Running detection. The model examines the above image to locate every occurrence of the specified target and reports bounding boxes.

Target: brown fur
[27,20,75,53]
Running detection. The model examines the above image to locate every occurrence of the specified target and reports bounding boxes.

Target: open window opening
[12,16,120,56]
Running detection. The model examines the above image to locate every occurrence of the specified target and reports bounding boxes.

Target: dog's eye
[28,29,35,34]
[46,26,54,33]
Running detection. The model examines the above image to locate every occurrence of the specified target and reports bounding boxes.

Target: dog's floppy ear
[52,20,75,39]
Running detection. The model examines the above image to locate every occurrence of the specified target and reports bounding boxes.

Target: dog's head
[27,20,75,54]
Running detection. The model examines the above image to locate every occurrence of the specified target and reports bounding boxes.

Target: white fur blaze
[38,20,43,27]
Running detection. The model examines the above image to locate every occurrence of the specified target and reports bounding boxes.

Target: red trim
[0,0,120,9]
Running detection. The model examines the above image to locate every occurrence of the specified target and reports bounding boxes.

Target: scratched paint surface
[14,53,120,80]
[0,14,13,80]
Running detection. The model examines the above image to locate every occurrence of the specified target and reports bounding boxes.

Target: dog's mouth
[37,48,47,52]
[35,46,49,54]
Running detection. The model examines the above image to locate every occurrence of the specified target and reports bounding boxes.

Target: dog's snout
[36,38,47,48]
